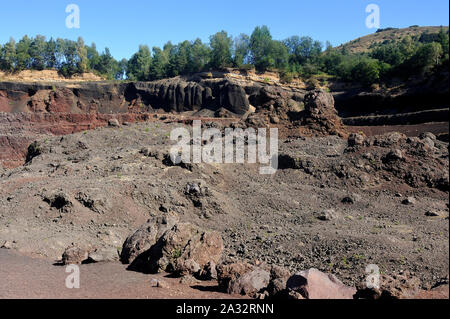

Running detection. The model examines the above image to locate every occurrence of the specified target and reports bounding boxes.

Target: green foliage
[0,26,448,86]
[127,45,151,81]
[209,31,233,69]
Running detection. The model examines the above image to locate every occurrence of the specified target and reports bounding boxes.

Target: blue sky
[0,0,448,60]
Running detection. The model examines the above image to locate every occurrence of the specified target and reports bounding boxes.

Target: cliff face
[0,77,306,168]
[1,71,448,168]
[0,78,260,115]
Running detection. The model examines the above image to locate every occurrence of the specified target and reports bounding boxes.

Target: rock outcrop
[122,217,224,278]
[0,76,309,168]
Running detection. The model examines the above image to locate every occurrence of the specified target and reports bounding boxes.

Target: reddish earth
[0,249,242,299]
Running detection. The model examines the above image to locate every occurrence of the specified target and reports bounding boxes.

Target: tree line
[1,26,448,85]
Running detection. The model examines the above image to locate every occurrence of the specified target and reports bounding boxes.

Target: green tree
[127,45,151,80]
[269,40,289,69]
[410,42,444,73]
[15,35,32,71]
[437,27,449,60]
[97,48,118,79]
[29,35,47,70]
[116,58,128,80]
[250,25,274,71]
[351,57,381,85]
[0,38,16,72]
[233,33,250,67]
[44,38,58,69]
[209,30,233,69]
[149,46,169,80]
[87,43,100,71]
[57,38,78,77]
[76,37,89,73]
[188,38,210,73]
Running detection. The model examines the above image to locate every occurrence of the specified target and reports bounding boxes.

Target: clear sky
[0,0,448,60]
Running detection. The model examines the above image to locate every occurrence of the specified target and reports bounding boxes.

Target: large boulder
[152,223,224,276]
[126,221,223,277]
[217,262,270,297]
[120,212,179,264]
[302,90,344,135]
[286,268,356,299]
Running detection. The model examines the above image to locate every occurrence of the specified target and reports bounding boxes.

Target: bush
[306,77,319,89]
[280,70,294,83]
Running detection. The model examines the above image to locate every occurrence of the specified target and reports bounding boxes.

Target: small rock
[88,248,119,263]
[62,245,89,265]
[1,240,13,249]
[150,278,169,289]
[270,115,280,124]
[419,132,436,141]
[348,133,365,147]
[384,149,403,162]
[179,275,200,285]
[425,210,446,217]
[341,196,354,204]
[108,119,120,127]
[402,197,416,205]
[316,209,338,221]
[421,137,435,149]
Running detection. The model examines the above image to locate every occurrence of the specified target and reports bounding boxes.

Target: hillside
[338,26,449,54]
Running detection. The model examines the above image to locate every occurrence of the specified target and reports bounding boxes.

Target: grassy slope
[338,26,449,54]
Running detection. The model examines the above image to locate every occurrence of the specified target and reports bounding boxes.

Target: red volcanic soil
[0,249,241,299]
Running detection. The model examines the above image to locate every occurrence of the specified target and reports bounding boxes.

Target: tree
[0,38,16,72]
[351,57,381,85]
[97,48,118,79]
[410,42,443,73]
[209,30,233,69]
[15,35,32,71]
[127,45,151,80]
[116,58,128,80]
[269,40,289,69]
[87,43,101,71]
[149,46,169,80]
[57,38,79,77]
[76,37,89,73]
[44,38,58,69]
[250,25,274,71]
[29,35,47,70]
[233,33,250,67]
[437,27,449,60]
[188,38,210,73]
[284,36,322,65]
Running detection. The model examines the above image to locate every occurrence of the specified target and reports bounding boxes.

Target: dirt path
[0,249,240,299]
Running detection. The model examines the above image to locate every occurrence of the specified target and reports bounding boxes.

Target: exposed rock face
[302,90,345,135]
[0,77,308,168]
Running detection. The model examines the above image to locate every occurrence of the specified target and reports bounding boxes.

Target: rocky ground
[0,115,448,298]
[0,72,448,299]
